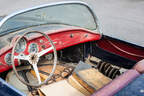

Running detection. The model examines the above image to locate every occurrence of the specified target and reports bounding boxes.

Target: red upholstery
[91,59,144,96]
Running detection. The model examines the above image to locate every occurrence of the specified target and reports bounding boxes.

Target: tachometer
[28,43,39,53]
[15,38,26,53]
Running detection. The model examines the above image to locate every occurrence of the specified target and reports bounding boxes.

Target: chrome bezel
[28,43,39,53]
[45,53,54,61]
[15,38,26,53]
[4,53,12,65]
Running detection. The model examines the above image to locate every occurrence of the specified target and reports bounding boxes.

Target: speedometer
[28,43,39,53]
[15,38,26,53]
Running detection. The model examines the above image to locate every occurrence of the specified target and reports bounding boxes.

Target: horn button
[29,53,39,65]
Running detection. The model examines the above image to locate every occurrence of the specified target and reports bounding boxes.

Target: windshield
[0,3,97,36]
[0,17,3,21]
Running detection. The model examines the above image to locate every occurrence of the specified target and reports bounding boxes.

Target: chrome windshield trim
[0,1,102,35]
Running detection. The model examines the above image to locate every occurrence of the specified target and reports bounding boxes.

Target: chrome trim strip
[0,1,102,36]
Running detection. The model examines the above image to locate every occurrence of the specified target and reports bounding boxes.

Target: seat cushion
[39,80,85,96]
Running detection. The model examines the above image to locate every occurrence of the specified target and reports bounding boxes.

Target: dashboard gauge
[28,43,39,53]
[15,38,26,53]
[5,53,12,65]
[45,53,53,60]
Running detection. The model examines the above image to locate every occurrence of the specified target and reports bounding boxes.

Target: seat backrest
[91,59,144,96]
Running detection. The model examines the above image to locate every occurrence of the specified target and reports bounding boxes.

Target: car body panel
[0,28,101,73]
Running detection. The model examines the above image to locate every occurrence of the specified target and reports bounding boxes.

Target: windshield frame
[0,1,101,37]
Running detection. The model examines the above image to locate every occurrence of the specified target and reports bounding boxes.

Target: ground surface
[0,0,144,47]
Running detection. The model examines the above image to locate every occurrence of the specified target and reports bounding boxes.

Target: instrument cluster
[4,37,40,66]
[4,38,27,66]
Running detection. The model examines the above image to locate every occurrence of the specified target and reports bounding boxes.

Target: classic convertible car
[0,1,144,96]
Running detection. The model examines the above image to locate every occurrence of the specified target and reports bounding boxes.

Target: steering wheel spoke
[32,64,41,84]
[37,46,53,57]
[14,54,29,61]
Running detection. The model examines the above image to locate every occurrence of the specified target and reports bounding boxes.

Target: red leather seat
[91,59,144,96]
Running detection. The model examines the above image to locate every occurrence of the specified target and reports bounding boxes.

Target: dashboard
[0,28,101,73]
